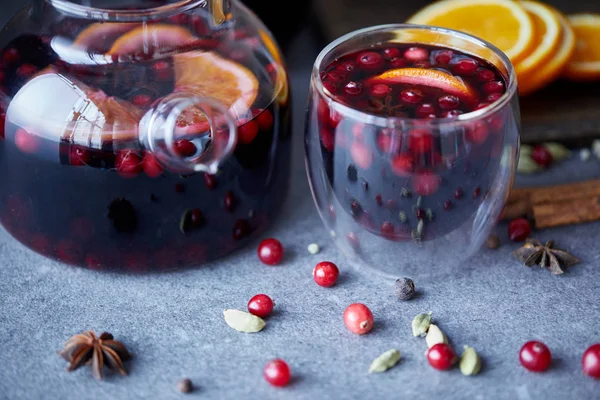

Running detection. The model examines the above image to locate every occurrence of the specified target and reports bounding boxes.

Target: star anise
[512,238,580,275]
[58,331,131,379]
[366,93,408,117]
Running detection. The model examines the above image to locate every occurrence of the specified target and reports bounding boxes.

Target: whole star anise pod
[58,331,131,379]
[512,238,580,275]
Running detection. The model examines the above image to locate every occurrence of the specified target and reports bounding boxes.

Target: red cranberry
[453,58,479,76]
[233,219,251,240]
[14,129,39,154]
[487,92,503,102]
[412,172,440,196]
[375,194,383,206]
[416,208,425,219]
[477,68,496,82]
[443,200,453,210]
[434,50,453,65]
[389,57,408,68]
[247,294,275,318]
[69,145,90,166]
[203,172,217,189]
[357,51,384,69]
[380,221,395,237]
[454,187,464,199]
[427,343,457,370]
[408,129,433,154]
[142,152,163,178]
[520,341,552,372]
[313,261,339,287]
[174,139,197,157]
[416,103,436,118]
[350,141,373,170]
[531,145,553,169]
[391,154,414,177]
[336,61,356,73]
[370,83,391,98]
[438,95,460,110]
[400,89,424,104]
[132,93,152,107]
[343,303,374,335]
[483,81,505,95]
[224,191,236,212]
[508,218,531,242]
[466,121,489,144]
[383,47,401,59]
[256,109,274,131]
[238,119,259,144]
[582,343,600,379]
[263,359,291,387]
[344,81,363,96]
[153,60,171,80]
[115,150,142,178]
[258,238,284,265]
[3,48,19,64]
[190,209,205,227]
[404,47,429,62]
[473,187,481,199]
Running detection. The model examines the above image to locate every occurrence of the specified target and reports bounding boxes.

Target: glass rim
[312,23,518,127]
[46,0,205,21]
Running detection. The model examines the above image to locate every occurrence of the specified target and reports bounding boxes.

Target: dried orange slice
[369,68,477,104]
[564,14,600,81]
[73,23,140,52]
[519,10,575,95]
[173,51,259,133]
[407,0,535,64]
[514,1,561,82]
[109,24,196,56]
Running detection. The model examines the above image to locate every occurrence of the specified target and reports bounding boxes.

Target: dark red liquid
[316,44,509,243]
[0,18,291,272]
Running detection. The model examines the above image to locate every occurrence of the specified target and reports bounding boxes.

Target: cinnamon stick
[501,179,600,229]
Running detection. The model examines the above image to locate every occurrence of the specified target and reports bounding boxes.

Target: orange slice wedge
[173,51,259,133]
[514,1,562,82]
[109,24,197,56]
[519,9,575,95]
[73,23,140,52]
[564,14,600,81]
[369,68,477,104]
[407,0,534,64]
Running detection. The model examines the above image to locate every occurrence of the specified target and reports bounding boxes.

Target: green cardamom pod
[412,312,432,337]
[223,309,265,333]
[369,349,401,373]
[542,142,571,161]
[459,345,482,376]
[425,324,447,348]
[517,155,540,174]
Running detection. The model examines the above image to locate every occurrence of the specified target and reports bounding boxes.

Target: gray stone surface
[1,20,600,400]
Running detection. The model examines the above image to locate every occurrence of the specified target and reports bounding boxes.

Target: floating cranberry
[263,359,291,387]
[383,47,401,59]
[224,191,237,212]
[404,47,429,62]
[313,261,339,287]
[415,208,425,219]
[443,200,453,210]
[477,68,495,82]
[132,93,152,107]
[408,129,433,154]
[531,145,553,169]
[142,152,163,178]
[416,103,436,118]
[2,48,19,64]
[173,139,197,157]
[256,109,274,131]
[343,303,373,335]
[582,344,600,379]
[203,172,217,190]
[14,129,39,154]
[453,58,479,76]
[258,238,284,265]
[508,218,531,242]
[391,154,414,177]
[454,187,464,199]
[520,341,552,372]
[115,150,142,178]
[427,343,457,370]
[370,83,391,98]
[473,187,481,199]
[350,198,362,218]
[337,61,356,73]
[233,219,251,240]
[434,50,453,65]
[380,221,395,237]
[487,93,503,102]
[357,51,384,70]
[248,294,275,318]
[319,128,335,152]
[190,209,205,228]
[400,89,424,104]
[152,60,171,80]
[412,171,440,196]
[344,81,363,96]
[483,81,505,95]
[466,121,489,144]
[350,141,373,170]
[69,145,90,166]
[389,57,408,68]
[238,119,259,145]
[438,95,460,110]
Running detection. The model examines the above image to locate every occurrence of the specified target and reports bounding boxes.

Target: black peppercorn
[394,277,416,300]
[486,234,500,249]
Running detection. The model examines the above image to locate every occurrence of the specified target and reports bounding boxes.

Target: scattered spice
[425,324,447,348]
[459,346,482,376]
[542,142,571,161]
[368,349,401,373]
[517,155,540,174]
[223,309,266,333]
[512,238,580,275]
[398,211,407,223]
[108,198,137,233]
[412,312,432,337]
[486,234,501,249]
[177,378,193,393]
[307,243,320,254]
[58,331,131,380]
[394,277,415,300]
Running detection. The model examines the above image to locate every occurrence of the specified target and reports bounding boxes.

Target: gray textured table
[1,23,600,400]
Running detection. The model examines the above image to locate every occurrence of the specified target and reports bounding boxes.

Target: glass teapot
[0,0,292,271]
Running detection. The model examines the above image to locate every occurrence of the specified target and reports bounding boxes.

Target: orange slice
[109,24,197,56]
[369,68,476,104]
[514,1,561,82]
[173,51,259,133]
[564,14,600,81]
[407,0,535,64]
[519,9,575,95]
[73,23,140,52]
